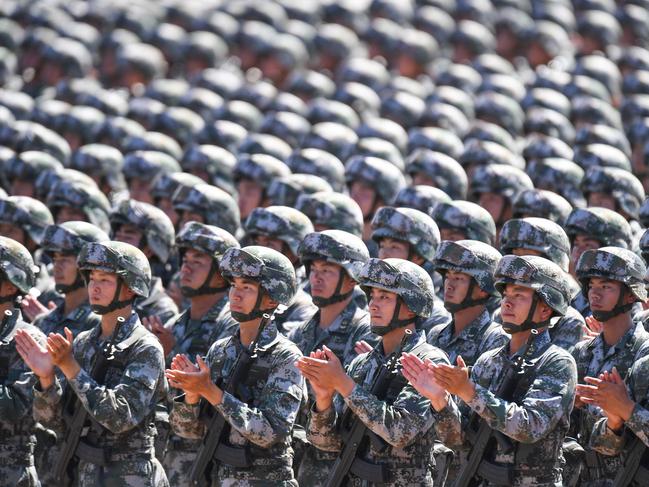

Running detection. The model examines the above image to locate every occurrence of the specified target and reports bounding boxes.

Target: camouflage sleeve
[169,396,205,440]
[550,315,585,353]
[68,341,164,434]
[214,349,305,448]
[481,329,509,357]
[342,322,376,368]
[32,376,65,431]
[589,417,626,456]
[623,403,649,448]
[466,352,577,443]
[0,365,38,423]
[306,403,342,452]
[433,396,464,449]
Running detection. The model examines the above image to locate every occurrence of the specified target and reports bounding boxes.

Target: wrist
[59,359,81,381]
[185,392,201,405]
[39,374,55,390]
[204,382,224,406]
[336,374,355,398]
[620,399,636,422]
[607,416,624,433]
[458,381,476,404]
[315,395,333,412]
[430,392,450,412]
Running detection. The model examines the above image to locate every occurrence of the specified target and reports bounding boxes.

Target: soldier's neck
[319,295,353,328]
[100,305,132,339]
[63,287,88,316]
[509,329,535,356]
[453,305,485,335]
[382,323,416,356]
[602,313,634,347]
[190,291,226,320]
[239,317,264,348]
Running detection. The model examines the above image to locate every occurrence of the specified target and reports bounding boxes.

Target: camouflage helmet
[512,189,573,226]
[565,207,632,249]
[639,228,649,264]
[405,149,468,199]
[123,150,181,182]
[431,200,497,245]
[151,171,204,202]
[470,164,534,204]
[494,254,571,319]
[371,207,440,262]
[41,221,109,256]
[286,148,346,193]
[110,199,175,263]
[499,218,571,272]
[77,240,152,298]
[244,206,314,257]
[176,221,239,261]
[267,174,333,207]
[46,179,111,232]
[295,191,363,237]
[359,258,435,318]
[233,153,291,189]
[576,247,647,303]
[299,230,370,282]
[0,196,54,244]
[581,167,645,219]
[219,245,297,306]
[0,236,37,294]
[393,186,452,214]
[434,239,502,296]
[71,144,126,193]
[5,150,63,183]
[345,155,407,205]
[525,158,586,208]
[641,198,649,230]
[172,183,240,236]
[181,145,237,195]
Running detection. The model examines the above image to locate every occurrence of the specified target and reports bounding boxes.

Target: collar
[371,328,427,360]
[445,309,493,342]
[90,311,140,344]
[508,328,552,361]
[233,319,282,353]
[593,321,645,356]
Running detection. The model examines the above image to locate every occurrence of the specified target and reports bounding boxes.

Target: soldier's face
[155,197,178,226]
[368,288,399,326]
[443,270,480,305]
[56,206,88,224]
[237,179,265,220]
[587,192,616,211]
[478,192,507,224]
[180,249,219,292]
[229,277,274,317]
[440,227,467,242]
[511,248,543,258]
[9,179,35,197]
[113,223,144,248]
[252,235,285,254]
[52,252,78,286]
[500,284,549,325]
[588,278,634,313]
[570,235,601,275]
[309,260,353,301]
[412,173,437,187]
[88,270,133,305]
[350,182,378,219]
[177,211,205,229]
[378,238,411,260]
[128,178,153,204]
[0,223,26,245]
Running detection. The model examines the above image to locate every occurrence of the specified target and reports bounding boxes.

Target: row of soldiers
[2,194,649,486]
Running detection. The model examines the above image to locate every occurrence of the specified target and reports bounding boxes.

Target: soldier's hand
[354,340,373,355]
[20,294,52,322]
[582,367,635,424]
[297,351,335,411]
[166,355,220,405]
[401,352,449,411]
[15,329,55,388]
[143,315,175,356]
[47,327,81,380]
[429,356,476,403]
[297,345,356,397]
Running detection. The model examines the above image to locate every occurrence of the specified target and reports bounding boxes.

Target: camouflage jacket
[32,300,100,337]
[307,330,462,487]
[455,329,577,486]
[273,288,318,336]
[416,300,452,336]
[590,353,649,458]
[33,312,166,457]
[426,309,509,366]
[0,309,45,464]
[571,321,649,481]
[165,295,236,366]
[169,321,305,483]
[135,276,179,325]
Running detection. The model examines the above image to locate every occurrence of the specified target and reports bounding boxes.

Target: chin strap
[230,288,276,323]
[90,280,134,315]
[311,267,354,307]
[444,279,491,313]
[371,297,417,336]
[181,260,229,297]
[502,294,552,334]
[590,288,635,323]
[56,272,86,294]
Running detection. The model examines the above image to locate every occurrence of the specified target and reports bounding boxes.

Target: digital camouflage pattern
[33,312,169,486]
[0,309,46,487]
[110,199,176,264]
[345,155,407,205]
[273,287,318,336]
[451,329,577,486]
[70,144,126,194]
[298,229,370,281]
[370,206,441,262]
[0,236,38,293]
[499,217,571,272]
[134,276,179,325]
[233,153,292,189]
[171,183,240,237]
[123,150,180,182]
[431,200,497,245]
[46,178,112,232]
[151,172,205,202]
[41,221,109,256]
[565,207,632,249]
[176,221,239,261]
[405,149,468,199]
[244,206,315,257]
[469,164,534,204]
[295,191,364,238]
[181,145,237,196]
[267,174,333,208]
[526,158,586,208]
[512,188,573,226]
[169,321,304,485]
[307,329,462,487]
[581,166,645,219]
[571,322,649,484]
[0,196,53,244]
[393,186,452,214]
[286,148,346,193]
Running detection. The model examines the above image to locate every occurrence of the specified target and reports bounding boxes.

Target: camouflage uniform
[0,237,46,487]
[134,276,178,325]
[447,255,577,487]
[33,241,168,487]
[307,258,462,487]
[571,247,649,486]
[169,246,305,486]
[498,218,585,352]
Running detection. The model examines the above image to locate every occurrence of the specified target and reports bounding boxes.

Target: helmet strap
[312,268,354,307]
[371,297,417,336]
[181,260,229,298]
[502,294,551,334]
[444,279,491,313]
[591,287,635,323]
[90,279,134,315]
[55,272,86,294]
[230,287,275,322]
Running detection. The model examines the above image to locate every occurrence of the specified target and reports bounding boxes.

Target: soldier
[291,230,375,486]
[167,246,305,486]
[403,254,578,486]
[512,188,573,226]
[151,171,205,229]
[370,206,450,332]
[299,258,461,486]
[16,240,169,486]
[571,247,649,486]
[110,199,179,321]
[70,144,128,205]
[123,150,181,205]
[46,177,112,233]
[499,218,585,351]
[243,206,316,333]
[159,222,239,486]
[296,191,364,238]
[430,200,497,246]
[171,183,241,237]
[0,237,47,487]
